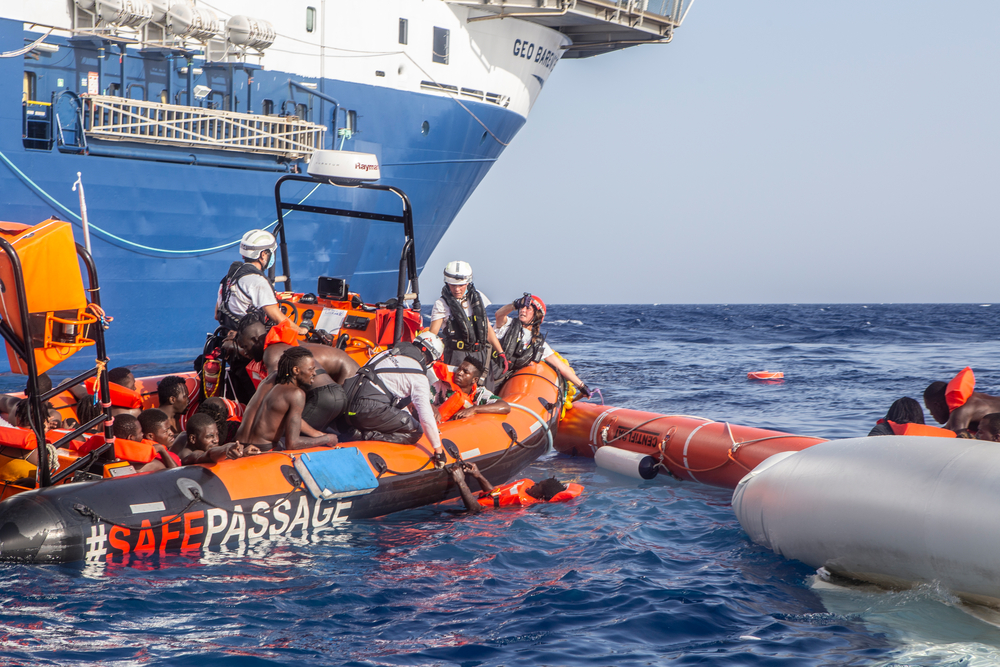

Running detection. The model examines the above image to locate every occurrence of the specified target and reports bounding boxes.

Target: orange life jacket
[888,421,957,438]
[246,360,267,389]
[73,434,158,464]
[84,377,143,410]
[476,478,584,508]
[0,425,37,450]
[945,367,975,411]
[433,361,471,421]
[265,319,301,349]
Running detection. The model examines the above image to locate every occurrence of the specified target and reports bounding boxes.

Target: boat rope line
[71,478,308,530]
[1,29,54,58]
[73,493,200,531]
[0,147,321,257]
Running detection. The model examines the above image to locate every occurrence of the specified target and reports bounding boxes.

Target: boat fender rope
[73,493,200,531]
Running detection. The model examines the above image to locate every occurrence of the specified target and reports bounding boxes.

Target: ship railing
[81,94,325,160]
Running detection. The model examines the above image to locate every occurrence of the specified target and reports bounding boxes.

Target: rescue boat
[554,402,825,489]
[0,152,565,564]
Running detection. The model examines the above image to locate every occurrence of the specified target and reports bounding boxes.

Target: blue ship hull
[0,17,523,366]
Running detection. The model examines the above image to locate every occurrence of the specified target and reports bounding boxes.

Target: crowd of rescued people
[0,232,591,479]
[868,366,1000,441]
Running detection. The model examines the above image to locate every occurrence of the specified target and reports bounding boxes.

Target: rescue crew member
[340,331,448,466]
[215,230,305,403]
[493,293,591,396]
[868,397,925,436]
[242,347,339,451]
[431,356,509,421]
[448,461,582,513]
[428,261,505,378]
[924,378,1000,435]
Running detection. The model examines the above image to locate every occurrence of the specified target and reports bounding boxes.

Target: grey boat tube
[732,436,1000,607]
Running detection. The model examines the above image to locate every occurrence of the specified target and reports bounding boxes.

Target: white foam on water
[549,319,583,325]
[810,575,1000,665]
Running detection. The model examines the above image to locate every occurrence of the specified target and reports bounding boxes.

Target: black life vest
[498,319,545,372]
[217,261,274,330]
[439,284,487,352]
[344,342,428,413]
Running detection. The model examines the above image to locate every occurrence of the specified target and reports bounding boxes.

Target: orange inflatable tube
[554,402,827,490]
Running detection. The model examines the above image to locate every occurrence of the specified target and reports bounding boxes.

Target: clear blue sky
[424,1,1000,304]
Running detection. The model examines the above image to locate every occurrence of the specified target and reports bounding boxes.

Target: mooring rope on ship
[0,147,321,257]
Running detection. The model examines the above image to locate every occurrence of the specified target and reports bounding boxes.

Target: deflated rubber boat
[733,436,1000,608]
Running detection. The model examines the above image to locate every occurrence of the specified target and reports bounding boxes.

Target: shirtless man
[236,316,357,431]
[243,347,338,451]
[923,381,1000,435]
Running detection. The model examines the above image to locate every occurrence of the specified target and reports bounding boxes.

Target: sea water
[3,303,1000,666]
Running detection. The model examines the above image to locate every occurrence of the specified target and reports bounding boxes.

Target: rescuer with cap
[428,261,506,380]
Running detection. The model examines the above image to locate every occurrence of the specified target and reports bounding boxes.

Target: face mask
[266,250,275,270]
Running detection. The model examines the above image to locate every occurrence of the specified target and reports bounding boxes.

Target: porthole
[421,120,430,136]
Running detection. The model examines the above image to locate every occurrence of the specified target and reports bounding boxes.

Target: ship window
[22,71,36,102]
[432,27,449,64]
[296,103,308,120]
[160,89,168,104]
[399,18,408,45]
[346,110,358,134]
[306,7,316,33]
[262,98,274,115]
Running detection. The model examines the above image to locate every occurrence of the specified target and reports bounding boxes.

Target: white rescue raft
[732,436,1000,608]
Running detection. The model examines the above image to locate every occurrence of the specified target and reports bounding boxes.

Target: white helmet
[443,260,473,285]
[413,331,444,362]
[240,230,277,260]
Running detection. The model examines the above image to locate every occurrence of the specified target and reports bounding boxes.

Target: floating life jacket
[439,284,487,352]
[476,478,584,508]
[945,367,975,411]
[432,362,471,421]
[888,421,957,438]
[84,377,143,410]
[216,261,275,331]
[497,318,545,373]
[73,434,158,464]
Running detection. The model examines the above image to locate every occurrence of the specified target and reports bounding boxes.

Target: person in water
[171,413,255,464]
[493,293,591,396]
[975,414,1000,442]
[448,461,581,513]
[428,261,505,377]
[868,397,925,436]
[243,347,339,451]
[923,381,1000,435]
[156,375,190,434]
[340,331,447,465]
[432,357,510,421]
[138,409,180,468]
